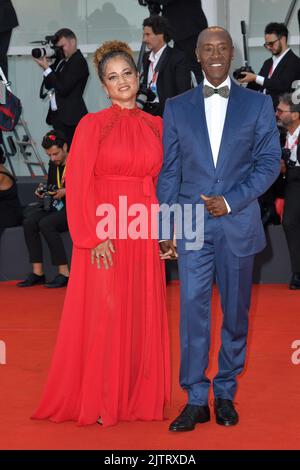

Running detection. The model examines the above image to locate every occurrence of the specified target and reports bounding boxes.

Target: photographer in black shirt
[17,130,69,288]
[34,28,89,147]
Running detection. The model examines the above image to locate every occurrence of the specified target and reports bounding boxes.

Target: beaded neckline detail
[111,103,140,115]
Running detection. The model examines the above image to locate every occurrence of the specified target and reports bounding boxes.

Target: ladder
[0,67,47,177]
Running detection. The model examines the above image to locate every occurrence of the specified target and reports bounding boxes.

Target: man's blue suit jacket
[157,80,281,257]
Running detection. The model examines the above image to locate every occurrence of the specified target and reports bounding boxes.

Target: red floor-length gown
[32,105,170,426]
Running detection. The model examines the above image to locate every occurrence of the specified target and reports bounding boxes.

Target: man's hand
[53,188,66,200]
[91,239,115,270]
[201,195,228,217]
[34,56,50,70]
[35,189,44,199]
[238,72,257,84]
[159,240,178,260]
[35,184,45,198]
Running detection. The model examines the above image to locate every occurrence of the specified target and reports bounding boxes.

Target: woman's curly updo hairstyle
[94,40,138,83]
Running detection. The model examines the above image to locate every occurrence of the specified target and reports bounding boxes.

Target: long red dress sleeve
[66,113,104,248]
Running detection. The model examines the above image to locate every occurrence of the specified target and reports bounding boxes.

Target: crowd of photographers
[236,22,300,290]
[0,0,300,289]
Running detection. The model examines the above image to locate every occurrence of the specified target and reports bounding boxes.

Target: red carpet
[0,281,299,450]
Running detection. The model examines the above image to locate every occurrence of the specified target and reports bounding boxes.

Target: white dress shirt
[43,59,66,111]
[256,48,290,89]
[147,44,167,103]
[203,75,231,212]
[204,76,231,167]
[286,124,300,167]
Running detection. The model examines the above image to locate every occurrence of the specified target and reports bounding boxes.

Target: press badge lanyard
[285,134,299,151]
[149,62,158,95]
[57,165,66,189]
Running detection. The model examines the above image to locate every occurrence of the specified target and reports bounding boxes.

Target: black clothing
[0,0,18,78]
[23,207,68,265]
[42,49,89,146]
[282,166,300,273]
[173,36,204,83]
[251,50,300,220]
[150,0,208,82]
[44,273,69,288]
[47,160,66,193]
[17,273,45,287]
[48,111,76,149]
[247,49,300,109]
[151,0,208,42]
[141,45,191,116]
[0,170,22,229]
[22,161,68,265]
[0,29,12,78]
[0,0,18,32]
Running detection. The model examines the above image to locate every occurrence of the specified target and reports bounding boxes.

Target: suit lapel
[188,84,215,173]
[155,46,170,74]
[270,49,292,78]
[215,80,243,174]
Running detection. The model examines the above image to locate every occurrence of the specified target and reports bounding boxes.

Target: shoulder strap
[0,170,15,182]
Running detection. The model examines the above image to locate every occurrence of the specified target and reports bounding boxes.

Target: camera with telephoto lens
[31,35,65,60]
[36,183,58,211]
[136,84,157,110]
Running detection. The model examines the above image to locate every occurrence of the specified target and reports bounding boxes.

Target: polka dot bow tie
[203,85,230,98]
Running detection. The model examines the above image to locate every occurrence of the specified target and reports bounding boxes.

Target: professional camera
[281,148,299,168]
[233,21,255,81]
[233,65,254,80]
[36,183,58,211]
[136,84,157,109]
[31,35,64,60]
[137,0,161,16]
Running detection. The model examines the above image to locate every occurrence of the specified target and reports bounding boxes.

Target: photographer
[146,0,208,83]
[17,131,69,288]
[34,28,89,147]
[140,15,191,117]
[276,93,300,290]
[238,23,300,110]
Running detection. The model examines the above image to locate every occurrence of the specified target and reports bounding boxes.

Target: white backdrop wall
[4,0,300,175]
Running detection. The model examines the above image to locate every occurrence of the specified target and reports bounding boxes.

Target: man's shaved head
[197,27,233,49]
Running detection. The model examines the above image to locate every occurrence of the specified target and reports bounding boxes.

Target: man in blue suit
[157,27,281,431]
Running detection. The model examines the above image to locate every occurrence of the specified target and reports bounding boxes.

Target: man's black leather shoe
[44,274,69,288]
[17,273,45,287]
[214,398,239,426]
[289,273,300,290]
[169,404,210,432]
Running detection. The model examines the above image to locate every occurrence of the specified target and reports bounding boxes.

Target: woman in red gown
[32,41,170,426]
